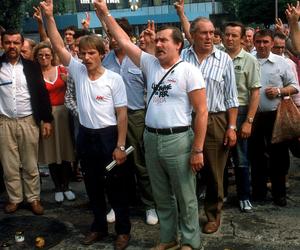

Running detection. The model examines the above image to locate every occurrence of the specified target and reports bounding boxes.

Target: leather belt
[146,126,190,135]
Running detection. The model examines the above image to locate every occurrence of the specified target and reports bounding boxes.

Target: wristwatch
[117,145,126,152]
[277,88,282,97]
[247,117,254,124]
[228,125,237,131]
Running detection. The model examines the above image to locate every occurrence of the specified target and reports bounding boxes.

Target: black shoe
[81,231,108,245]
[273,197,287,207]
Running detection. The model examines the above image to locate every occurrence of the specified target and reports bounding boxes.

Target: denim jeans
[232,106,251,200]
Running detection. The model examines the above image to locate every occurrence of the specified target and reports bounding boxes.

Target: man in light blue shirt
[249,29,298,207]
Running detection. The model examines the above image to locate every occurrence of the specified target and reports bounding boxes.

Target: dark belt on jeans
[145,126,190,135]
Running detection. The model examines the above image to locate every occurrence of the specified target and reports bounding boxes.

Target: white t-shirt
[68,57,127,129]
[140,52,205,128]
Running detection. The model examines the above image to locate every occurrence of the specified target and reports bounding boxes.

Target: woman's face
[37,48,53,67]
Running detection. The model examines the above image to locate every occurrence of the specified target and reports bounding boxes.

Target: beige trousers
[0,115,40,203]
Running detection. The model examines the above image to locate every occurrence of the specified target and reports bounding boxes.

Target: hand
[224,128,237,148]
[240,122,252,139]
[286,1,300,24]
[275,18,285,35]
[81,12,91,29]
[33,6,43,23]
[40,0,54,18]
[41,122,52,138]
[144,20,156,42]
[112,148,127,165]
[265,87,280,99]
[174,0,184,15]
[94,0,109,17]
[190,152,204,174]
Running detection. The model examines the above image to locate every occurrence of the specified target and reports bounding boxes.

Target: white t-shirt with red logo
[68,57,127,129]
[140,52,205,128]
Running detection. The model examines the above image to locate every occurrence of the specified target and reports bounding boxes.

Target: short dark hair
[274,32,286,40]
[74,29,93,40]
[224,21,245,37]
[64,26,77,34]
[79,35,105,55]
[115,18,133,37]
[1,30,24,44]
[214,28,223,37]
[254,29,274,41]
[157,25,184,53]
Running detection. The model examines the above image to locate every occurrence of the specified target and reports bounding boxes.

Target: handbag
[271,96,300,144]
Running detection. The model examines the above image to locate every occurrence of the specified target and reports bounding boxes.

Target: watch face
[119,146,125,151]
[248,117,254,123]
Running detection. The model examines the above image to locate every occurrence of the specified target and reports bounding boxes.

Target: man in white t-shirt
[41,1,131,249]
[93,1,208,249]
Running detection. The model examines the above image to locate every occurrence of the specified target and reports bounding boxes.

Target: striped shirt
[181,46,239,112]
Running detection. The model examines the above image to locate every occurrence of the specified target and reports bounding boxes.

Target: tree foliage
[0,0,24,30]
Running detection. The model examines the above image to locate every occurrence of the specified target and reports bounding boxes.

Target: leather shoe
[30,200,44,215]
[4,202,19,214]
[150,241,179,250]
[203,220,220,234]
[273,197,287,207]
[81,231,108,245]
[115,234,130,250]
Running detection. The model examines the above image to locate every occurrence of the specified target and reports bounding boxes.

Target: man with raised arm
[40,1,131,249]
[93,1,207,249]
[175,0,239,234]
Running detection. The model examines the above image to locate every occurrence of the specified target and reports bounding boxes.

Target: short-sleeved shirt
[140,52,205,128]
[68,57,127,129]
[103,50,145,110]
[232,49,261,105]
[181,46,239,112]
[257,52,299,112]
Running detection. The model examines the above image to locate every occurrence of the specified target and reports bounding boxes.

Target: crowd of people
[0,0,300,249]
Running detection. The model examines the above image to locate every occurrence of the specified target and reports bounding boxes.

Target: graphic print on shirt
[151,77,176,104]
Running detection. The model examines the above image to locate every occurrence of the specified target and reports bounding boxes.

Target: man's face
[191,20,214,52]
[213,34,222,45]
[64,29,75,46]
[2,34,23,62]
[155,29,181,64]
[271,37,285,56]
[109,36,120,51]
[254,35,274,58]
[79,46,102,72]
[245,29,254,49]
[21,40,33,60]
[224,26,242,52]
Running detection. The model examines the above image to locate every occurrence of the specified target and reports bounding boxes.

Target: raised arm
[40,0,71,66]
[286,1,300,53]
[174,0,193,44]
[33,6,49,42]
[93,0,142,67]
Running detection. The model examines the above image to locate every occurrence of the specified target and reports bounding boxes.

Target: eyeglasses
[37,54,51,59]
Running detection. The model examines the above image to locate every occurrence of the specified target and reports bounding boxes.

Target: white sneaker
[55,192,64,203]
[107,209,115,223]
[146,209,158,225]
[64,190,76,201]
[239,200,253,213]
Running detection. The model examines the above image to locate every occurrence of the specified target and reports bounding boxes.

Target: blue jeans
[232,106,251,201]
[144,128,201,248]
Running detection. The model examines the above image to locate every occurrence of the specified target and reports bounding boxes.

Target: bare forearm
[116,108,128,147]
[290,20,300,53]
[246,88,260,120]
[178,12,192,44]
[193,108,208,150]
[37,21,48,42]
[227,107,238,127]
[281,85,299,96]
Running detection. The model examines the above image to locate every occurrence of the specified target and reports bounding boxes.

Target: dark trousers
[248,111,290,200]
[77,125,131,234]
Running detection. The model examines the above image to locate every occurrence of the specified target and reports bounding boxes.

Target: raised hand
[286,1,300,24]
[40,0,54,18]
[275,17,285,34]
[81,12,91,29]
[174,0,184,15]
[93,0,109,17]
[33,6,43,23]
